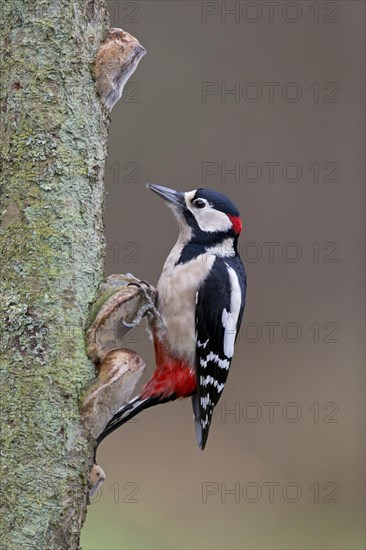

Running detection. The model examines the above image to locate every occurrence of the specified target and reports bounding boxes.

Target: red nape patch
[228,215,242,235]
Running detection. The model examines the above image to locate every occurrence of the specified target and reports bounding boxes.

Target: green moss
[0,1,111,548]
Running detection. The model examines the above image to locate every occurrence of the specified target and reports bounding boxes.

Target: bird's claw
[122,319,138,328]
[122,281,161,328]
[128,280,151,289]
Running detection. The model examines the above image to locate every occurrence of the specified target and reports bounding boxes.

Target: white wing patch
[221,264,242,358]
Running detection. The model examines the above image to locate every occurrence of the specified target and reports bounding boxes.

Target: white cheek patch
[195,209,232,233]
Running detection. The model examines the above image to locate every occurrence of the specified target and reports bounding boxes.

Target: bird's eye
[193,199,206,209]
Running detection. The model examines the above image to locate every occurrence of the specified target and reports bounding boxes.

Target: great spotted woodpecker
[97,184,247,450]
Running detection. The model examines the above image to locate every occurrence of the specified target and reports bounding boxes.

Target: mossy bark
[0,1,110,548]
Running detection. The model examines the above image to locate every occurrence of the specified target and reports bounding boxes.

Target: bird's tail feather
[191,393,209,451]
[96,394,175,450]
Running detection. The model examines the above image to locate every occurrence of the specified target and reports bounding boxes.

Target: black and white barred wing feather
[192,257,246,450]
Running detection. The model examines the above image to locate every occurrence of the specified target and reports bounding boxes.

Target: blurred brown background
[82,1,365,548]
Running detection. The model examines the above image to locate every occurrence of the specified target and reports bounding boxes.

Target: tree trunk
[0,1,110,548]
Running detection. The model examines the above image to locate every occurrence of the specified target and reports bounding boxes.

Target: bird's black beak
[146,184,185,210]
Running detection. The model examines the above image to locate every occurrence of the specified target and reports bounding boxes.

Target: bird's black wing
[192,256,246,450]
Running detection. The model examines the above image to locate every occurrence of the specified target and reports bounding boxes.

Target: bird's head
[147,184,242,244]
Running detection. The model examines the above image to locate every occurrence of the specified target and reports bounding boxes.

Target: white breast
[157,244,215,363]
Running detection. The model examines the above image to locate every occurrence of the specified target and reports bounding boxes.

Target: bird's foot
[122,281,164,329]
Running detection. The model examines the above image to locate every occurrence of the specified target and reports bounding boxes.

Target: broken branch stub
[81,274,157,438]
[86,273,157,363]
[82,348,146,439]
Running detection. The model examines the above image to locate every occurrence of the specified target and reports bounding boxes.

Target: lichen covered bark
[0,1,110,548]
